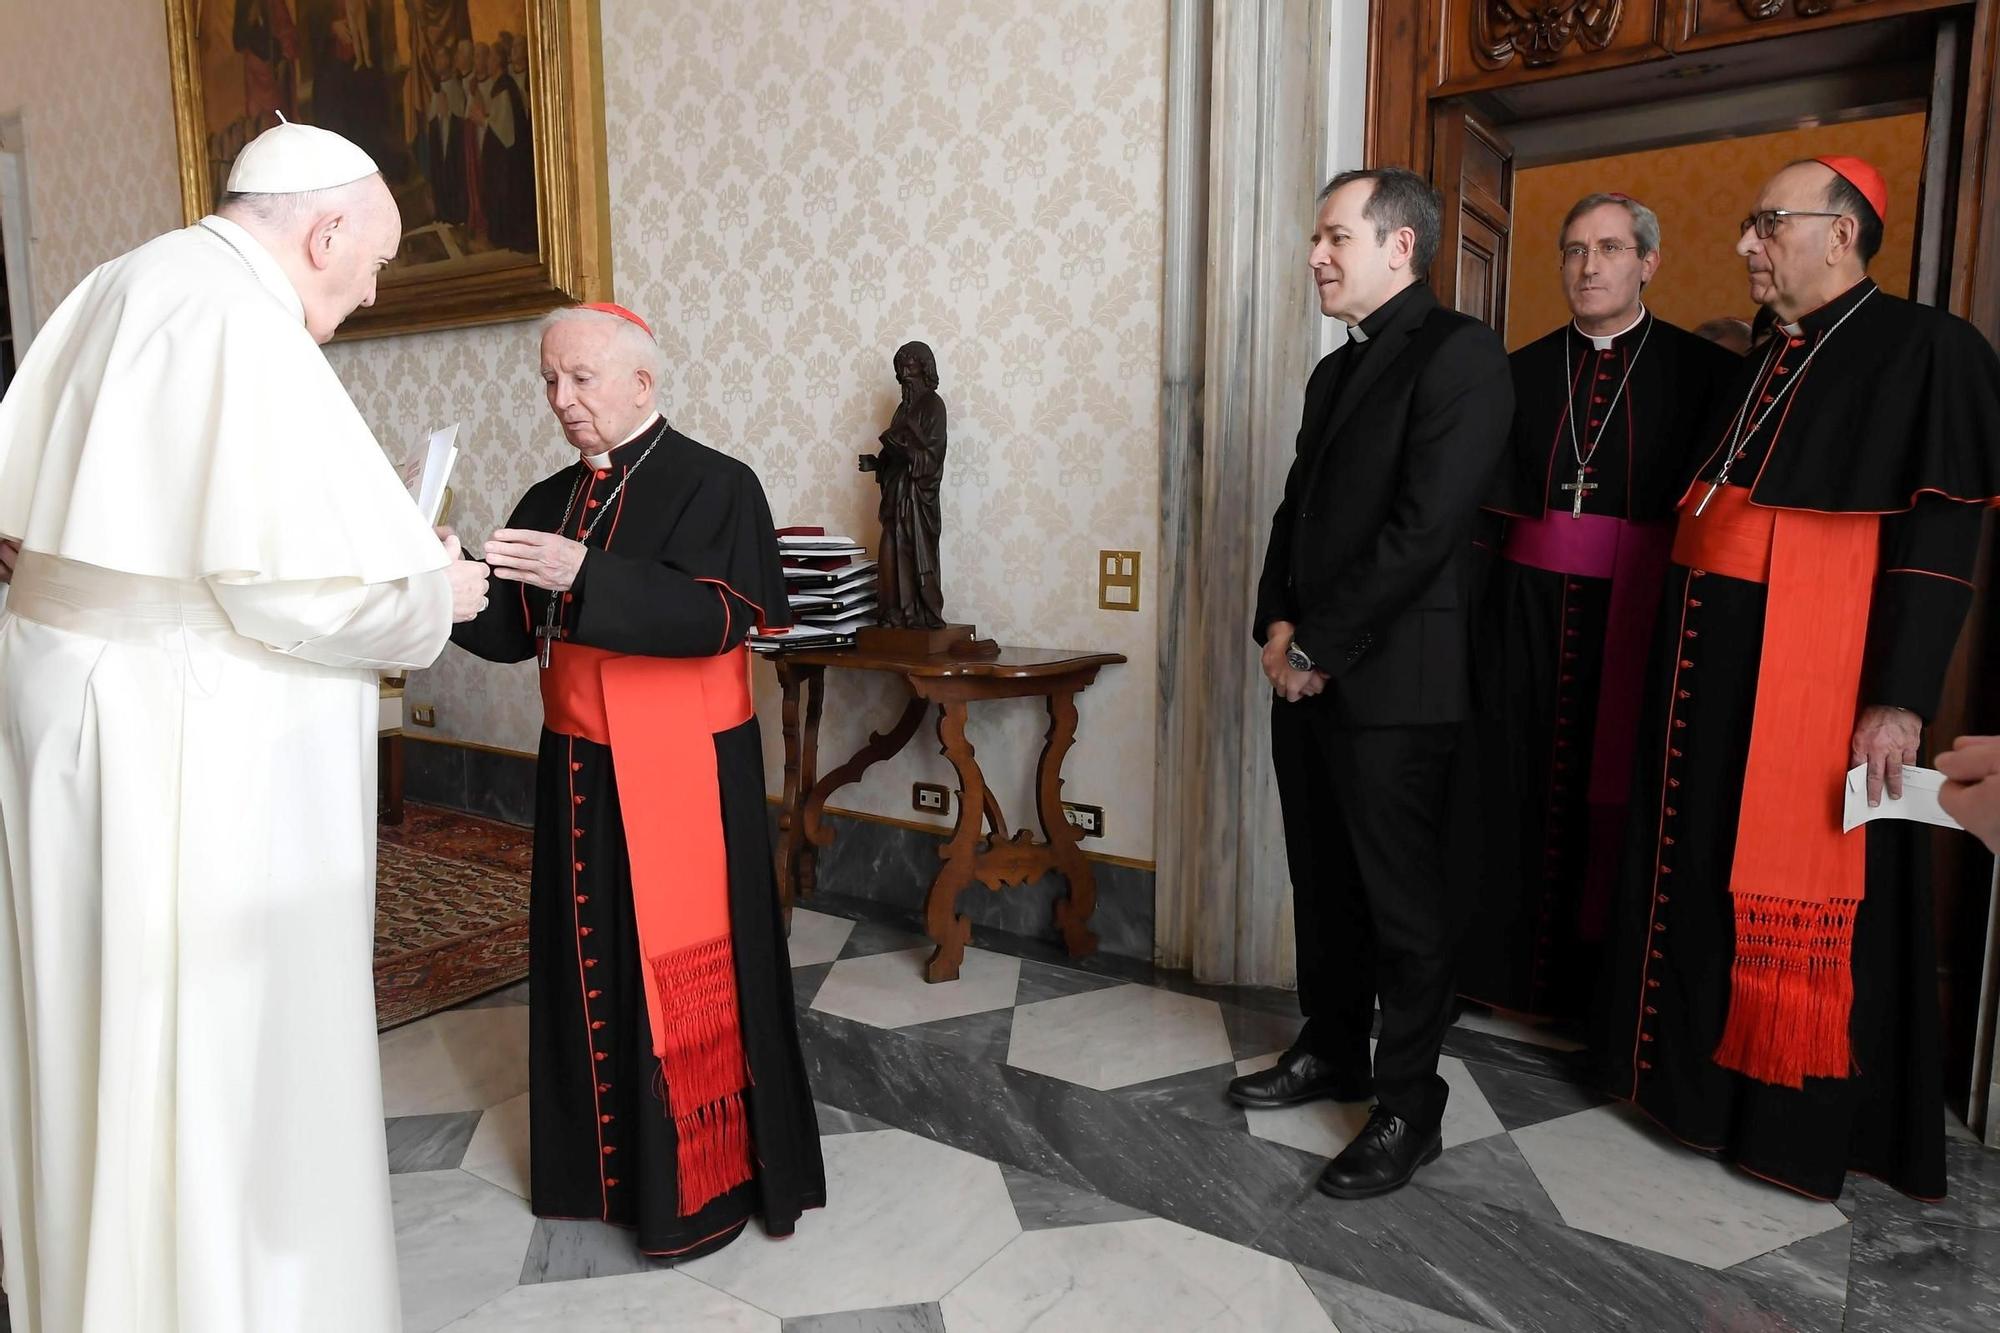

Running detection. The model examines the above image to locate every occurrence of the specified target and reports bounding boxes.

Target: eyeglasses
[1559,240,1639,265]
[1739,209,1844,239]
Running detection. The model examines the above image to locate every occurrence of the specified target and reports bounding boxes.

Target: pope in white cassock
[0,122,491,1331]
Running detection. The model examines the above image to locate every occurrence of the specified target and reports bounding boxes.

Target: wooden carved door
[1430,105,1515,331]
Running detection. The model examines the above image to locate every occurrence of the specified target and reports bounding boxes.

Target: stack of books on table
[749,528,879,654]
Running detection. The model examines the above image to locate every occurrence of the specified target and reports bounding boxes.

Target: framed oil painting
[165,0,612,339]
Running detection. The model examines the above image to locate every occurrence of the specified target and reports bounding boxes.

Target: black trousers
[1271,701,1461,1132]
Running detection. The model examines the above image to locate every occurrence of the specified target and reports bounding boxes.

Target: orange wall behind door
[1506,114,1927,350]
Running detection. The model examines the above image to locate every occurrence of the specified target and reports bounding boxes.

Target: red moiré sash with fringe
[1670,485,1878,1088]
[542,641,755,1214]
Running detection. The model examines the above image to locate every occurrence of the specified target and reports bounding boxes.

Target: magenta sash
[1499,512,1672,806]
[1500,511,1673,941]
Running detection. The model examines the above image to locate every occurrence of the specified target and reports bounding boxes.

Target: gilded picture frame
[164,0,612,341]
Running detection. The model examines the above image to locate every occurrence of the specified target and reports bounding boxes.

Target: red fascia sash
[1669,485,1877,1088]
[542,642,756,1214]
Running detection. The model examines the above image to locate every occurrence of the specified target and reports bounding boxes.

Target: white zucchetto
[224,115,378,194]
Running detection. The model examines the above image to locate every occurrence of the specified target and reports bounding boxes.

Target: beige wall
[1,0,1167,863]
[1507,114,1926,351]
[0,0,183,317]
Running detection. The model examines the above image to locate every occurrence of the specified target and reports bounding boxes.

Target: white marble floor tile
[678,1128,1019,1316]
[939,1218,1335,1333]
[1235,1045,1505,1157]
[379,1007,531,1117]
[810,946,1020,1030]
[1452,1006,1586,1053]
[1006,984,1232,1091]
[785,906,857,968]
[1511,1103,1847,1269]
[461,1092,530,1200]
[440,1269,777,1330]
[392,1169,538,1333]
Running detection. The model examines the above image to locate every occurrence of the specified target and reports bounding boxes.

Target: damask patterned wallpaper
[331,0,1169,861]
[1507,114,1926,350]
[0,0,184,318]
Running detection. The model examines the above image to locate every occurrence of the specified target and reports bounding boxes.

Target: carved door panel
[1440,0,1670,93]
[1675,0,1964,52]
[1430,105,1515,329]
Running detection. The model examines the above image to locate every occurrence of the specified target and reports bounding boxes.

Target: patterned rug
[375,804,536,1030]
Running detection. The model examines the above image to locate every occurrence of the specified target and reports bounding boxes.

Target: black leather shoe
[1226,1048,1372,1109]
[1316,1104,1442,1199]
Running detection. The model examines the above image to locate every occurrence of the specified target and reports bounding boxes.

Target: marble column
[1154,0,1331,984]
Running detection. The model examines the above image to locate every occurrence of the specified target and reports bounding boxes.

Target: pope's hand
[0,538,18,585]
[484,529,588,592]
[442,535,490,622]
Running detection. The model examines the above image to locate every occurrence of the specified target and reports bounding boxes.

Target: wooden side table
[772,645,1127,982]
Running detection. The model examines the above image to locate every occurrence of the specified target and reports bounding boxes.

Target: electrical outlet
[1061,801,1104,838]
[913,782,951,815]
[410,704,437,728]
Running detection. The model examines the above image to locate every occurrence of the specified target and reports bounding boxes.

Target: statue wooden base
[856,622,994,657]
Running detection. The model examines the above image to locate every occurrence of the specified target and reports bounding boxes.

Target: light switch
[1098,550,1140,612]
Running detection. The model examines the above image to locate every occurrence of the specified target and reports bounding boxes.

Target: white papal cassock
[0,215,452,1332]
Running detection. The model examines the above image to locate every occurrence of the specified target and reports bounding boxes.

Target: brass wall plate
[1098,550,1141,612]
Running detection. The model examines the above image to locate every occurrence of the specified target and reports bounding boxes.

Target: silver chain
[1563,313,1653,473]
[1697,287,1875,514]
[537,417,669,654]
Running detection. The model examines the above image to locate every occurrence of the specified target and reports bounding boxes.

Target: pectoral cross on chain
[1561,468,1598,519]
[536,625,565,668]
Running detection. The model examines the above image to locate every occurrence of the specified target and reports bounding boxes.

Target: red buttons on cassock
[584,958,598,969]
[586,498,600,509]
[571,761,582,772]
[576,894,589,904]
[595,470,610,481]
[594,1050,607,1061]
[579,926,593,937]
[591,1019,605,1030]
[575,861,585,872]
[600,1114,613,1124]
[588,988,602,999]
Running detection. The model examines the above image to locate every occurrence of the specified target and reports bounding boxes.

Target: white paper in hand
[1842,763,1964,833]
[413,423,460,526]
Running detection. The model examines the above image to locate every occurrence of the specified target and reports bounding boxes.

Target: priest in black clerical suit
[451,302,824,1257]
[1228,168,1512,1200]
[1458,194,1737,1026]
[1599,157,2000,1201]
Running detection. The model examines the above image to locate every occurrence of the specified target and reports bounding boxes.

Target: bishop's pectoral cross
[536,624,565,668]
[1561,468,1598,519]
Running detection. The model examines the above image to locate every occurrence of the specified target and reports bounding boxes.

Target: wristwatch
[1285,643,1315,673]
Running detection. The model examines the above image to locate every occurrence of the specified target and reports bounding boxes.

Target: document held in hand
[413,423,460,527]
[1841,763,1964,834]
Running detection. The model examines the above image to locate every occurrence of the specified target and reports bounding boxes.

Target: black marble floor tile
[1013,957,1123,1007]
[1417,1135,1565,1230]
[1297,1264,1495,1332]
[517,1217,655,1285]
[384,1110,482,1174]
[1249,1173,1827,1333]
[1836,1134,2000,1231]
[815,1101,893,1136]
[792,961,835,1010]
[1844,1212,2000,1333]
[1728,1225,1851,1331]
[1460,1059,1611,1133]
[782,1304,947,1333]
[1219,999,1304,1061]
[799,1006,1324,1249]
[833,917,933,960]
[901,1007,1016,1065]
[1435,1024,1594,1090]
[1110,1062,1249,1133]
[998,1161,1151,1231]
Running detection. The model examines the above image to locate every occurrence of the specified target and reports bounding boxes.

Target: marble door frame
[1153,0,1335,985]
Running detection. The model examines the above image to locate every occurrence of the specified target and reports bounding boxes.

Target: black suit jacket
[1255,283,1514,727]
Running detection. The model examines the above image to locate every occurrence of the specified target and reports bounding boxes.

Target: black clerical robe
[1460,314,1736,1021]
[453,419,825,1254]
[1599,280,2000,1200]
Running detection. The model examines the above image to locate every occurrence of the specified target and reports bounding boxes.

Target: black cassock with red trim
[1597,278,2000,1202]
[453,418,824,1257]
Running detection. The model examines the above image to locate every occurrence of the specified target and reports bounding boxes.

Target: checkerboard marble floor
[377,895,2000,1332]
